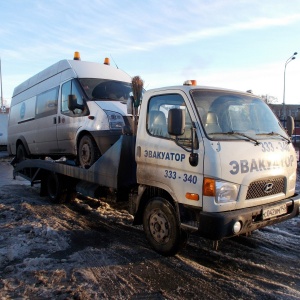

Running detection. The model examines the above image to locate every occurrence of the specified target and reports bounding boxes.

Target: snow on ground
[0,157,299,299]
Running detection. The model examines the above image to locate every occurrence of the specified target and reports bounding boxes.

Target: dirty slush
[0,157,299,300]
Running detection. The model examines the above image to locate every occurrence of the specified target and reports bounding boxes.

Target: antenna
[110,54,119,69]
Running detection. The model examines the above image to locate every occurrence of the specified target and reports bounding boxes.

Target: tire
[78,135,100,168]
[47,172,68,203]
[143,197,188,256]
[16,144,27,162]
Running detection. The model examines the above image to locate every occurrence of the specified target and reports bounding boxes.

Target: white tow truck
[12,79,300,256]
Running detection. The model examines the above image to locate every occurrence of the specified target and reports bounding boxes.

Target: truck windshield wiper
[210,131,260,145]
[256,132,291,143]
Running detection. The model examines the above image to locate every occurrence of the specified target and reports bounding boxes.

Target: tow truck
[11,78,300,256]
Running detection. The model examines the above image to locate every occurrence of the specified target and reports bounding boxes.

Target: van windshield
[190,89,289,141]
[79,78,132,101]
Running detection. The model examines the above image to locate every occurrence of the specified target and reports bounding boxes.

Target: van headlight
[105,110,125,130]
[215,181,239,203]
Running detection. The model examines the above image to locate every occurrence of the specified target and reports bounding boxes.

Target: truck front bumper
[196,194,300,240]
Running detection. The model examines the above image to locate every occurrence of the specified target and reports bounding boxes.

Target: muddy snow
[0,154,299,299]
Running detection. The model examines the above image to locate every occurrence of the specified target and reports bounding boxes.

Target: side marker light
[186,193,199,201]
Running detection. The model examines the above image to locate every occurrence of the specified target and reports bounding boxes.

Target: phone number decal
[261,141,290,152]
[164,170,197,184]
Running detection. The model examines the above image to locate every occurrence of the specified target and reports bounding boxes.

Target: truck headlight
[203,178,239,203]
[105,110,125,130]
[215,181,239,203]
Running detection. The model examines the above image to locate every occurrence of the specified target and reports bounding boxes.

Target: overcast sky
[0,0,299,106]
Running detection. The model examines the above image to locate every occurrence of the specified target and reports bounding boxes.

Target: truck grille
[246,177,285,200]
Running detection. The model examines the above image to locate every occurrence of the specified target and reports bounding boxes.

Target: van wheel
[47,172,67,203]
[143,197,188,256]
[78,135,100,168]
[16,144,27,162]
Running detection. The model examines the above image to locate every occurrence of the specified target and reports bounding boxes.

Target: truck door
[57,79,85,155]
[33,87,59,155]
[137,92,204,207]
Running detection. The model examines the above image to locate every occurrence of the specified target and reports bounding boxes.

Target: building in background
[0,109,9,150]
[269,104,300,134]
[269,104,300,120]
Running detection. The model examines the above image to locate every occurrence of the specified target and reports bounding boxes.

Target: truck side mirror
[68,94,84,113]
[286,115,295,137]
[168,108,185,136]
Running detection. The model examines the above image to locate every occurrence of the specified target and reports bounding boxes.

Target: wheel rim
[149,208,170,244]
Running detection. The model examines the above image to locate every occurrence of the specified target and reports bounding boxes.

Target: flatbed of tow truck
[12,135,137,202]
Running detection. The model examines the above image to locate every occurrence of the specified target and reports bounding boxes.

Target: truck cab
[134,82,299,255]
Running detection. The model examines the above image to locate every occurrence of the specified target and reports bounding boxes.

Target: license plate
[262,204,287,220]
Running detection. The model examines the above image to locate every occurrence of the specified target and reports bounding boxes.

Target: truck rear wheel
[47,172,68,203]
[78,135,100,168]
[143,197,188,256]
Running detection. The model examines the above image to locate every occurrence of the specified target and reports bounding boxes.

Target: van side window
[61,80,84,115]
[147,94,198,149]
[35,87,58,118]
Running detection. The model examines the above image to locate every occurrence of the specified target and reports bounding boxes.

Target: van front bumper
[195,194,300,240]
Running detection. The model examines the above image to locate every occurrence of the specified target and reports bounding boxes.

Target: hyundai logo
[264,183,274,193]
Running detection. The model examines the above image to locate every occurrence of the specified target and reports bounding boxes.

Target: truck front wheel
[143,197,188,256]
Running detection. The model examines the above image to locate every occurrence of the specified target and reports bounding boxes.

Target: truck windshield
[190,89,289,141]
[78,78,132,101]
